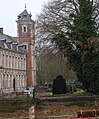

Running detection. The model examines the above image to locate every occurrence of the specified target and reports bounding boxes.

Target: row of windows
[2,74,26,88]
[1,53,26,70]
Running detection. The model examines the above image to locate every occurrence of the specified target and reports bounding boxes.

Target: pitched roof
[0,33,16,42]
[17,9,32,22]
[0,33,26,54]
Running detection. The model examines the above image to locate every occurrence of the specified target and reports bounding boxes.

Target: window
[12,56,14,68]
[15,57,17,68]
[6,55,8,67]
[2,54,4,66]
[23,27,26,32]
[22,25,27,33]
[9,56,11,68]
[23,15,27,18]
[10,75,12,87]
[24,45,27,49]
[18,57,20,69]
[21,58,22,69]
[23,44,28,50]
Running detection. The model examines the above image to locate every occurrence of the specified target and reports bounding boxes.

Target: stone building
[0,28,27,93]
[0,7,36,94]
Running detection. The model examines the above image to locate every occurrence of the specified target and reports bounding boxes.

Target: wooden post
[29,106,35,119]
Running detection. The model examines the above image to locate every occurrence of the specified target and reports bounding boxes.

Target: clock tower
[16,6,36,87]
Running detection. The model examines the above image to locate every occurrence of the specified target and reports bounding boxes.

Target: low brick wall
[77,109,99,117]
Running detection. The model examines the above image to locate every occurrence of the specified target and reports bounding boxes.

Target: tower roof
[17,8,32,22]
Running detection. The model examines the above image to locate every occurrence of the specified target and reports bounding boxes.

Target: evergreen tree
[66,0,98,93]
[52,0,99,93]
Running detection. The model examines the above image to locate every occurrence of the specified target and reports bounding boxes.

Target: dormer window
[22,25,27,33]
[23,15,27,18]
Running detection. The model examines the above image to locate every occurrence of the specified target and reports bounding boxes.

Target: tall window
[15,57,17,68]
[18,57,20,69]
[12,56,14,68]
[2,54,4,67]
[7,74,8,88]
[9,56,11,68]
[22,25,27,33]
[10,75,12,88]
[21,58,23,69]
[6,55,8,67]
[24,58,26,69]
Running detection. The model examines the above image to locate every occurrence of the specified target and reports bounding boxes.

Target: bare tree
[36,0,99,44]
[36,48,76,86]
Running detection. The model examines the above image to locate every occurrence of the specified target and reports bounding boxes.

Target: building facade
[0,28,27,93]
[0,7,36,94]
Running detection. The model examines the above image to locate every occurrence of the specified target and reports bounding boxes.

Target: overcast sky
[0,0,48,36]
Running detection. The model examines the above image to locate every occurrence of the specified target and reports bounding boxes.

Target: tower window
[23,44,28,50]
[22,25,27,33]
[23,45,27,49]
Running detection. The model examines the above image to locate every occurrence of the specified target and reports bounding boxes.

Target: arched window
[22,25,27,33]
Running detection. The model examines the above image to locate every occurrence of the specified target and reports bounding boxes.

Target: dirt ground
[35,105,79,118]
[0,95,99,119]
[0,95,32,119]
[0,104,88,119]
[35,99,99,118]
[0,110,28,119]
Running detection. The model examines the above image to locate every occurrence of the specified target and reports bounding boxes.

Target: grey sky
[0,0,48,36]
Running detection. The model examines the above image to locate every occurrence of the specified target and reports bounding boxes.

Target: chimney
[0,28,3,34]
